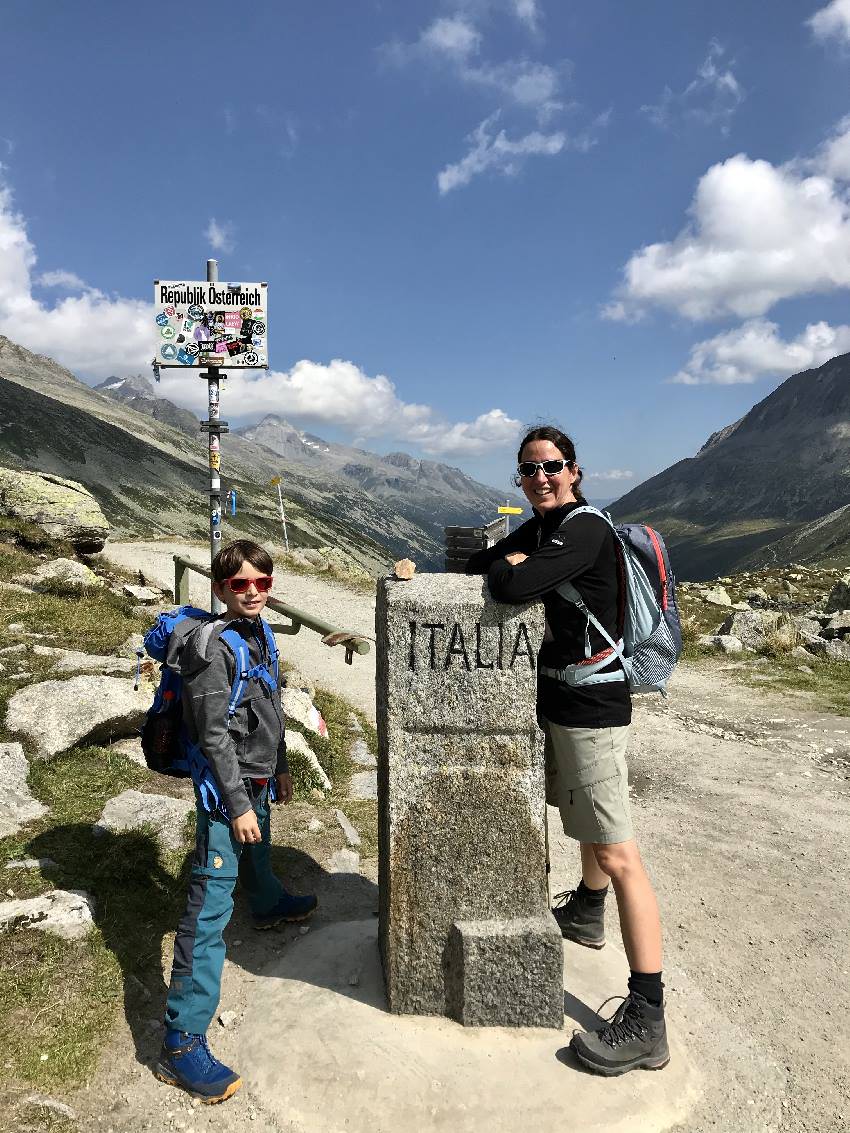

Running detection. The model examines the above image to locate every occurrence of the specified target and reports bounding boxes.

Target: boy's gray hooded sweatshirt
[165,616,287,820]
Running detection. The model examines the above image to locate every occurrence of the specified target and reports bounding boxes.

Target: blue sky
[1,0,850,500]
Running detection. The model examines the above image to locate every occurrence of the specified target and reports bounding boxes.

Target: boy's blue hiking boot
[156,1030,242,1103]
[252,890,318,930]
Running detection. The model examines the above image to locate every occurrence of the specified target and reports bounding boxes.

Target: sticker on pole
[153,280,268,368]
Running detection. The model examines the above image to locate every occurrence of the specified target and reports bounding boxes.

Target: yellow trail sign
[498,506,523,515]
[270,476,281,486]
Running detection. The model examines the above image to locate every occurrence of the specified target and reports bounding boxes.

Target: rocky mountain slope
[238,414,524,536]
[610,352,850,579]
[0,339,516,570]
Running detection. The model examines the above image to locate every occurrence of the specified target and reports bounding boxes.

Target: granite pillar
[377,574,563,1028]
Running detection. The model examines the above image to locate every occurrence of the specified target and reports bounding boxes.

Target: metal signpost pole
[202,258,225,614]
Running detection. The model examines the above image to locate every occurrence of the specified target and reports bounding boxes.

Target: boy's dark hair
[212,539,274,583]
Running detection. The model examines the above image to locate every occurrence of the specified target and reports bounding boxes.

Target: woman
[466,424,669,1077]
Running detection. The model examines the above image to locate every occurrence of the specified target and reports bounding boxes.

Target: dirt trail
[82,545,850,1129]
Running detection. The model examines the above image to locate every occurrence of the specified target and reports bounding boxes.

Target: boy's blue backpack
[547,507,682,695]
[139,606,280,815]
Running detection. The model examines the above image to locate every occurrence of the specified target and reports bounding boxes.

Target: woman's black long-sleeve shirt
[466,503,631,729]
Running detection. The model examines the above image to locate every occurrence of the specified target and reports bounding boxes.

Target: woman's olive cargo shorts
[543,720,633,845]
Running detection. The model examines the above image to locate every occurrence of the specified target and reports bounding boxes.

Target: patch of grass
[738,654,850,715]
[0,587,147,655]
[0,518,75,558]
[0,747,192,1093]
[0,538,39,579]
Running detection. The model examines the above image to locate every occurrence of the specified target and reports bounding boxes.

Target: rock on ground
[334,808,362,848]
[349,738,377,767]
[6,675,152,758]
[718,609,796,650]
[0,741,48,837]
[14,557,102,592]
[282,688,328,736]
[702,585,732,606]
[0,889,95,939]
[94,789,195,851]
[348,769,377,800]
[327,848,361,874]
[0,468,109,553]
[32,644,135,676]
[824,576,850,614]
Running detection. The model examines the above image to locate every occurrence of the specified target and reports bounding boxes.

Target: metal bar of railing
[173,554,372,662]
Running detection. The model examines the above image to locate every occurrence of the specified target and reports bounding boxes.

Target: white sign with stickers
[153,280,268,368]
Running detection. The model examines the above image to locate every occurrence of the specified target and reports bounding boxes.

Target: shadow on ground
[25,826,378,1070]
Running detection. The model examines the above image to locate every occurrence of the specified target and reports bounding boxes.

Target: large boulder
[282,688,328,737]
[824,575,850,615]
[0,889,95,940]
[0,741,48,838]
[31,644,134,676]
[6,675,151,758]
[94,789,194,851]
[717,609,797,651]
[822,611,850,639]
[0,469,109,553]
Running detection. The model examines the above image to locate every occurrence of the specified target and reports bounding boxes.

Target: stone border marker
[377,574,562,1028]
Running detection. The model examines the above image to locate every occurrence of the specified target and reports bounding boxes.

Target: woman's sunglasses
[517,459,569,478]
[224,575,273,594]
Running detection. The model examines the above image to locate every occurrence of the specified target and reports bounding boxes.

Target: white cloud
[818,113,850,180]
[387,16,568,120]
[587,469,634,481]
[642,41,744,133]
[421,16,481,59]
[438,111,565,193]
[605,117,850,321]
[205,218,235,254]
[159,362,521,456]
[808,0,850,42]
[670,318,850,384]
[512,0,541,33]
[0,179,519,458]
[35,269,87,290]
[0,184,150,379]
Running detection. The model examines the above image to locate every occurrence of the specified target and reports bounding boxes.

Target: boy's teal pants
[164,783,284,1035]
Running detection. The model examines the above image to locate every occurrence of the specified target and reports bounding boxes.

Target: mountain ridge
[609,351,850,578]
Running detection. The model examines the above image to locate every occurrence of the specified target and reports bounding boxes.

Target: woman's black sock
[628,970,664,1007]
[578,878,608,906]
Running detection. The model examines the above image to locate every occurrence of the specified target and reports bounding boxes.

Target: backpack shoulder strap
[219,627,252,719]
[557,504,614,531]
[554,506,626,664]
[259,619,280,684]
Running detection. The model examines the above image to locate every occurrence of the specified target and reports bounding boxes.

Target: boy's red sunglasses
[224,575,273,594]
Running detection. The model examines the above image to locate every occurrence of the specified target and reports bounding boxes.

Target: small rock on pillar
[377,574,563,1028]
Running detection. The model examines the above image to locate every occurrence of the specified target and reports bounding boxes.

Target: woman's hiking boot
[252,890,318,929]
[570,991,670,1076]
[551,887,606,949]
[156,1031,242,1103]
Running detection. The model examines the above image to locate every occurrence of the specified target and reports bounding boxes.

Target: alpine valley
[0,336,523,571]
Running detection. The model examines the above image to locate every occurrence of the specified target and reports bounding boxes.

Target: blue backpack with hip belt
[138,606,280,816]
[541,507,682,695]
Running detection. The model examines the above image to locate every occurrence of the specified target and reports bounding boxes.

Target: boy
[156,539,317,1104]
